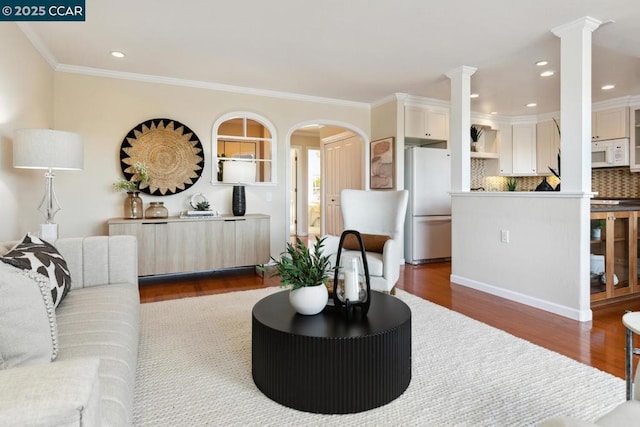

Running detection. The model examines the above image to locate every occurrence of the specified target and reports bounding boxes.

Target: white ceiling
[19,0,640,116]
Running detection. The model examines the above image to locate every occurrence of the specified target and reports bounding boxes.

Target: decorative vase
[232,185,246,216]
[124,192,143,219]
[145,201,168,219]
[591,228,602,240]
[289,285,328,315]
[535,177,554,191]
[471,141,478,152]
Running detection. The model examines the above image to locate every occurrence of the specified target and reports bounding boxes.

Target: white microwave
[591,138,629,168]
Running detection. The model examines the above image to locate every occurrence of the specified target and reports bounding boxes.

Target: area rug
[133,288,625,426]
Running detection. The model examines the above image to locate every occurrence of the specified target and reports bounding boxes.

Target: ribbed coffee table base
[252,291,411,414]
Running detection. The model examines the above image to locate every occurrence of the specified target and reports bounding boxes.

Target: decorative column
[445,66,477,192]
[551,17,601,193]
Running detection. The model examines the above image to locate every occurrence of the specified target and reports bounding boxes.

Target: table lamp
[13,129,84,241]
[223,158,256,216]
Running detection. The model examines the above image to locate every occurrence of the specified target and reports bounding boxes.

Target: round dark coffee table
[252,290,411,414]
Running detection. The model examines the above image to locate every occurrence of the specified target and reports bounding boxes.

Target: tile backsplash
[471,159,640,197]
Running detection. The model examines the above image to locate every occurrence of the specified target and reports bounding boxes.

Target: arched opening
[287,122,368,242]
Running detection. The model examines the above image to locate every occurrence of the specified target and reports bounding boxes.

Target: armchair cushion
[342,233,391,254]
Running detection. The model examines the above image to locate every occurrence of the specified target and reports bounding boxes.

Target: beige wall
[52,72,370,257]
[0,23,54,241]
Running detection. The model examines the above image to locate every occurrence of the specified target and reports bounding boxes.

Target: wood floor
[139,261,640,380]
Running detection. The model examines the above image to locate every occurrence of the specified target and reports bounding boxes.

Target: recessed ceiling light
[601,84,615,90]
[470,93,479,98]
[526,103,537,108]
[536,60,548,66]
[111,51,126,58]
[540,70,555,77]
[490,111,497,115]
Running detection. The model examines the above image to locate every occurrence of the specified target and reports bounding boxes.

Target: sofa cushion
[1,234,71,308]
[56,283,140,426]
[0,262,58,369]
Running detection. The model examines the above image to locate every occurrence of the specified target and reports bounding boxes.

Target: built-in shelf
[471,151,499,159]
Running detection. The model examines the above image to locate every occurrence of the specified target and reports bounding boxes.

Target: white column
[445,66,477,192]
[551,17,601,193]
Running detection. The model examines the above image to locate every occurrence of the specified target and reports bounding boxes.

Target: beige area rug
[133,288,625,426]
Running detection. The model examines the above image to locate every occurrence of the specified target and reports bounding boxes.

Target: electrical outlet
[500,230,510,243]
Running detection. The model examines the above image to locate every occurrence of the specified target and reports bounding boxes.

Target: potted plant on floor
[266,237,332,315]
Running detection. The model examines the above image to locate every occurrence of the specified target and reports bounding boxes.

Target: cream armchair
[322,189,408,293]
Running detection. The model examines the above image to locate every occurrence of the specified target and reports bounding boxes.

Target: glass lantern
[332,230,371,316]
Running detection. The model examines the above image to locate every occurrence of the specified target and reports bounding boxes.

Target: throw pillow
[0,262,58,369]
[0,234,72,308]
[342,233,391,254]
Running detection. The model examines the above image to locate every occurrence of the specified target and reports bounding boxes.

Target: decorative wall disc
[120,118,204,196]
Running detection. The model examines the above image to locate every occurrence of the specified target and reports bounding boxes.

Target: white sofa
[0,236,139,426]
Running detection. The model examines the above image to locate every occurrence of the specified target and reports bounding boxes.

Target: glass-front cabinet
[590,211,638,303]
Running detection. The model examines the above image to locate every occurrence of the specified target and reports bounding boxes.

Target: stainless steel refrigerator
[404,146,452,264]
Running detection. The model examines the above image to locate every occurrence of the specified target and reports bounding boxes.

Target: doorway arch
[285,121,369,241]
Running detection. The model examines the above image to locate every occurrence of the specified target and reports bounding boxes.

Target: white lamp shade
[13,129,84,170]
[223,160,256,183]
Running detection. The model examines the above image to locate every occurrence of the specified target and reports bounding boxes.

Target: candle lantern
[332,230,371,316]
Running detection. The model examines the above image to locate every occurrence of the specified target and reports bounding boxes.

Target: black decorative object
[535,176,554,191]
[232,185,246,216]
[332,230,371,317]
[120,118,204,196]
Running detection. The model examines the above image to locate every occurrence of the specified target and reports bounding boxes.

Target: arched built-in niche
[212,112,277,185]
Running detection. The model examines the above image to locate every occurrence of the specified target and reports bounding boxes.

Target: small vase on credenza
[124,192,143,219]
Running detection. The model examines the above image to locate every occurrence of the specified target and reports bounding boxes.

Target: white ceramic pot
[289,285,328,315]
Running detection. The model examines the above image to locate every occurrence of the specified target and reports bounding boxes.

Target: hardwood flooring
[139,261,640,381]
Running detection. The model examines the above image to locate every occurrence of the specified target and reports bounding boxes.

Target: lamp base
[39,223,58,242]
[232,185,246,216]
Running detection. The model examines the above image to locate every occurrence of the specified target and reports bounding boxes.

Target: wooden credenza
[108,214,270,276]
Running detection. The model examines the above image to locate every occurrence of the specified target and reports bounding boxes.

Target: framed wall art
[370,137,394,190]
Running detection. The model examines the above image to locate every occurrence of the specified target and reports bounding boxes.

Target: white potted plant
[267,237,332,315]
[470,125,484,152]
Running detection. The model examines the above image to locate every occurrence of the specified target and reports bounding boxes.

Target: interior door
[322,133,364,236]
[324,141,342,236]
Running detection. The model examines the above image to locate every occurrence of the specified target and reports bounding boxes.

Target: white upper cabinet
[592,107,629,141]
[405,106,449,141]
[536,118,560,175]
[500,124,537,176]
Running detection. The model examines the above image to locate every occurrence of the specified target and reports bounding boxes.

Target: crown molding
[16,23,57,69]
[55,64,371,110]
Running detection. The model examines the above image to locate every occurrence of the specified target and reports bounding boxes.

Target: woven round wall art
[120,118,204,196]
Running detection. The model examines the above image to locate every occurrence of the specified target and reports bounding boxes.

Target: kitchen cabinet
[405,106,449,141]
[590,210,638,303]
[499,123,536,175]
[630,107,640,172]
[108,214,270,276]
[592,107,629,141]
[536,118,560,175]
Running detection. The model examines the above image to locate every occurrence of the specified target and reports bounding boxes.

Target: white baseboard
[450,274,592,322]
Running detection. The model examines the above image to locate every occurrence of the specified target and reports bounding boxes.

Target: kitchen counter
[590,199,640,212]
